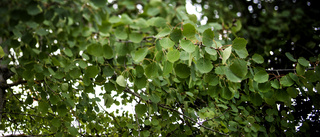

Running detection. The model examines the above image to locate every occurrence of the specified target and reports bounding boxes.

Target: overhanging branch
[157,104,229,136]
[123,87,229,136]
[0,112,46,119]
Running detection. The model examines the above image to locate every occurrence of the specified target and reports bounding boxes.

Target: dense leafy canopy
[0,0,319,136]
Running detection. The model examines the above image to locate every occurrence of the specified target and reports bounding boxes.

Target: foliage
[0,0,319,136]
[192,0,320,135]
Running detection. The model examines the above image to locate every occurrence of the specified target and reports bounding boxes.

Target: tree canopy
[0,0,319,136]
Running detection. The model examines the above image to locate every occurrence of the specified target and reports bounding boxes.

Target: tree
[0,0,319,136]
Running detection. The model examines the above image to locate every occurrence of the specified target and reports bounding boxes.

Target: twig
[135,109,141,137]
[97,102,123,130]
[204,107,231,122]
[157,104,229,136]
[123,87,229,136]
[0,112,46,119]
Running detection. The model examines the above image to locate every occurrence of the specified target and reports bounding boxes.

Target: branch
[157,104,229,136]
[0,112,46,119]
[124,87,143,101]
[4,133,55,137]
[204,107,231,123]
[117,36,156,43]
[97,102,123,130]
[123,87,229,135]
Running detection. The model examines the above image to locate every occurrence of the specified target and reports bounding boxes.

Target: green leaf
[235,48,248,58]
[155,27,171,38]
[150,94,161,103]
[289,73,299,83]
[104,94,114,108]
[114,26,128,40]
[287,87,298,98]
[121,14,133,25]
[265,115,274,122]
[202,28,214,47]
[32,49,41,54]
[252,54,264,64]
[232,38,247,50]
[109,16,120,23]
[280,75,294,87]
[61,83,68,91]
[68,126,78,136]
[285,52,297,62]
[135,104,147,117]
[69,68,82,79]
[205,47,217,56]
[258,82,271,93]
[25,95,33,105]
[87,43,103,57]
[229,59,247,78]
[135,18,149,28]
[116,75,126,87]
[148,7,160,16]
[215,66,226,75]
[38,101,49,114]
[170,28,182,43]
[163,61,173,76]
[99,21,111,34]
[222,46,232,64]
[231,20,242,32]
[135,65,144,78]
[180,39,196,53]
[208,86,219,97]
[34,64,43,73]
[188,14,197,23]
[271,79,280,89]
[296,63,305,75]
[225,68,242,83]
[221,87,234,100]
[143,131,150,137]
[50,95,59,105]
[91,0,107,7]
[85,66,99,78]
[160,37,175,49]
[196,58,213,73]
[167,49,180,63]
[103,44,113,59]
[247,116,255,123]
[182,23,196,39]
[23,70,34,80]
[52,118,61,127]
[35,28,48,36]
[135,75,147,89]
[254,70,269,83]
[298,57,309,67]
[27,4,42,16]
[133,47,148,62]
[250,93,262,106]
[145,62,158,78]
[0,46,5,58]
[129,33,143,43]
[275,90,290,103]
[64,48,73,57]
[154,17,167,27]
[175,63,190,78]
